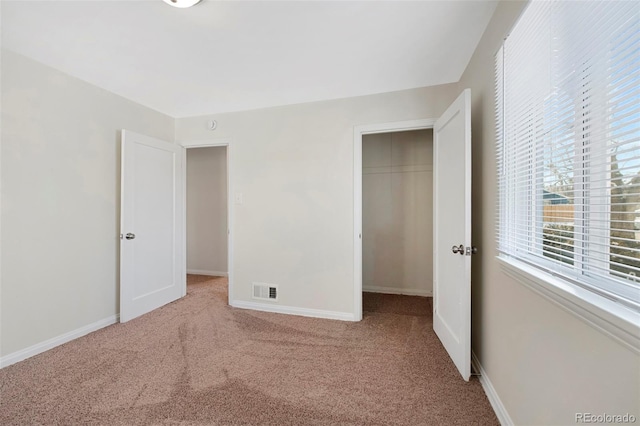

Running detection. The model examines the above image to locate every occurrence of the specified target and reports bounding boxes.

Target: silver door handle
[125,233,136,240]
[451,244,464,255]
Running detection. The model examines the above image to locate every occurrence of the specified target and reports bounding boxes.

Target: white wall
[0,50,174,358]
[186,147,228,276]
[362,130,432,296]
[458,1,640,424]
[176,85,458,316]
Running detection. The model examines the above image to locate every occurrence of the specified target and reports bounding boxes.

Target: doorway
[181,140,233,303]
[186,146,228,278]
[353,119,435,321]
[354,90,473,380]
[362,129,433,298]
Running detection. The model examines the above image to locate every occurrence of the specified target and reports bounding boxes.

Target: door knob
[125,233,136,240]
[451,244,464,255]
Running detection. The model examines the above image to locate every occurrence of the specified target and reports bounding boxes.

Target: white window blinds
[497,1,640,311]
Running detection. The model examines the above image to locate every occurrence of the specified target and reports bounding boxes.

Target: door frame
[353,118,436,320]
[180,139,234,305]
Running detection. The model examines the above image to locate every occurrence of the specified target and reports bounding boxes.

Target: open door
[120,130,184,323]
[433,89,472,381]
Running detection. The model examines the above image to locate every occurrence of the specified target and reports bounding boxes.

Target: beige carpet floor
[0,275,498,425]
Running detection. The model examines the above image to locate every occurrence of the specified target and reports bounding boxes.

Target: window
[497,1,640,314]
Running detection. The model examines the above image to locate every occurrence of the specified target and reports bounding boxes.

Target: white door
[120,130,184,323]
[433,89,472,381]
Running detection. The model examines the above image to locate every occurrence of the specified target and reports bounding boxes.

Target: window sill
[497,256,640,354]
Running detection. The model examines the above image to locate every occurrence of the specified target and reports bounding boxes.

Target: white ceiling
[1,0,498,118]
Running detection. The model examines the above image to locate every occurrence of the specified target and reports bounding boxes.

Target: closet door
[433,89,472,381]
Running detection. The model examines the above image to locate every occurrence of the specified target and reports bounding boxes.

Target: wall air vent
[252,282,278,302]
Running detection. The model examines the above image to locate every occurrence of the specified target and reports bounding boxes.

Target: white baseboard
[0,314,119,369]
[363,285,432,297]
[231,300,357,321]
[187,269,228,277]
[471,351,513,426]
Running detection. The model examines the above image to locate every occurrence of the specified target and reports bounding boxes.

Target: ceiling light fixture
[162,0,202,8]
